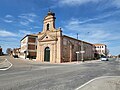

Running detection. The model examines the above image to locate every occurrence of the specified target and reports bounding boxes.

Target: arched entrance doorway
[44,47,50,62]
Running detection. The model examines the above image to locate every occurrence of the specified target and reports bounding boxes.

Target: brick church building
[36,11,94,63]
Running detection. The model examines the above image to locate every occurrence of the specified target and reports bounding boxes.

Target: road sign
[80,51,85,53]
[76,51,80,54]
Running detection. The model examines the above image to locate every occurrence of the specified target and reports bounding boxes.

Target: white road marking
[75,76,120,90]
[0,59,12,71]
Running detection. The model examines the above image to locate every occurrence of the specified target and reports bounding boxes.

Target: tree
[94,53,100,59]
[0,46,2,55]
[106,49,109,56]
[118,54,120,58]
[6,48,12,55]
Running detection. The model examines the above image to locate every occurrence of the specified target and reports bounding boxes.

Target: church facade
[36,11,94,63]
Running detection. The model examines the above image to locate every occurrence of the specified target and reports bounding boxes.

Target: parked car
[13,55,18,58]
[100,56,109,61]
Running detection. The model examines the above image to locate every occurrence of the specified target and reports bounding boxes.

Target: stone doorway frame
[44,47,50,62]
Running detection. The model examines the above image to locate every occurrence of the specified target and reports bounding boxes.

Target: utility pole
[77,33,78,39]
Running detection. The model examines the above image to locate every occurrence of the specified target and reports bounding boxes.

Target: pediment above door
[38,33,57,42]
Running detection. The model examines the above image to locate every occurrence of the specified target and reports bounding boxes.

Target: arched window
[47,23,49,30]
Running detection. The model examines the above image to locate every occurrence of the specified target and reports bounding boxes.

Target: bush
[118,54,120,58]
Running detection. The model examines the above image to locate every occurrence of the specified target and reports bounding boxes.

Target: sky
[0,0,120,55]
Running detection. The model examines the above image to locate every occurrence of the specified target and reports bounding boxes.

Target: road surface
[0,56,120,90]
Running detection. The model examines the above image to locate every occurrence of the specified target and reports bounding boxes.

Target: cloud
[0,29,37,53]
[97,0,120,9]
[18,13,38,27]
[34,26,41,29]
[18,30,37,37]
[1,14,14,23]
[112,0,120,8]
[58,0,100,6]
[108,41,120,55]
[20,20,29,26]
[19,30,32,34]
[0,37,20,53]
[18,13,37,23]
[0,29,17,37]
[5,15,13,18]
[62,17,120,44]
[57,0,120,10]
[18,30,32,37]
[65,10,120,25]
[19,13,37,18]
[62,17,120,55]
[3,19,13,23]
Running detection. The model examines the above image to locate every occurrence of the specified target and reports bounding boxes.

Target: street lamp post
[81,32,90,62]
[76,33,85,62]
[76,33,79,63]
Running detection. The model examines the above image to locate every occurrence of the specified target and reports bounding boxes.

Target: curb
[75,76,120,90]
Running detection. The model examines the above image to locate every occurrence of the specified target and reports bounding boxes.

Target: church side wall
[61,36,94,62]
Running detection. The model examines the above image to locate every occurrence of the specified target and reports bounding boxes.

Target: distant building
[20,34,37,59]
[0,46,2,56]
[36,11,95,63]
[12,48,20,57]
[107,53,112,58]
[94,44,107,56]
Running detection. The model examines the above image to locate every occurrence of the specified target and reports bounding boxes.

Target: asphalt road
[0,56,120,90]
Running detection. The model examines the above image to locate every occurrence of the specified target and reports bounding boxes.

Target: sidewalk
[76,76,120,90]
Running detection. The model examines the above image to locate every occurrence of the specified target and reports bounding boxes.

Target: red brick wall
[28,37,36,43]
[29,52,36,56]
[28,45,36,50]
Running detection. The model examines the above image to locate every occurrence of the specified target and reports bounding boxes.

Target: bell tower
[37,11,62,63]
[42,10,56,32]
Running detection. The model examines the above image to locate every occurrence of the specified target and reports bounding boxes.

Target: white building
[94,44,107,56]
[20,34,37,59]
